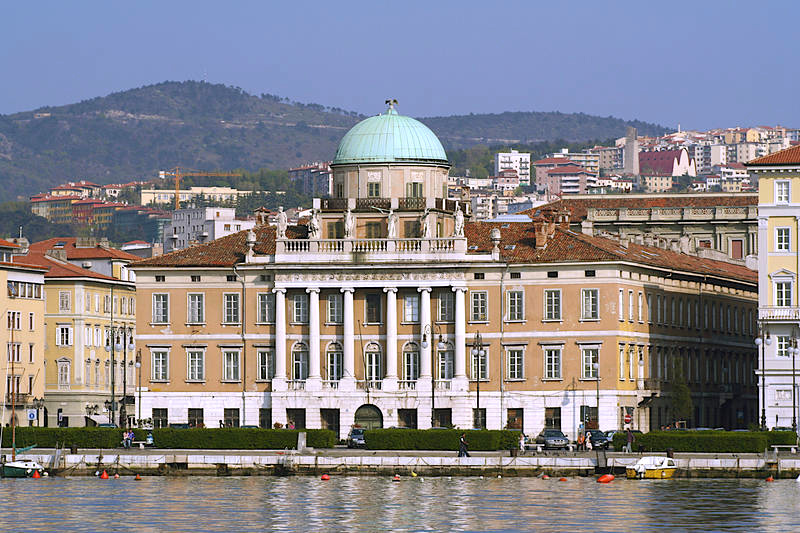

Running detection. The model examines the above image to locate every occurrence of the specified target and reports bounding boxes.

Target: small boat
[2,458,45,478]
[626,456,677,479]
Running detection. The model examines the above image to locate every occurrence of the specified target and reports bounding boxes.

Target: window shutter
[55,329,60,346]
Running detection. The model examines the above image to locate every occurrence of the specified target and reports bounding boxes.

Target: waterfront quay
[11,448,800,479]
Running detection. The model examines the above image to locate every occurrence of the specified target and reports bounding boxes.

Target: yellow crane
[162,166,243,209]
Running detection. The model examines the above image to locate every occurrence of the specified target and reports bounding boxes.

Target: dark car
[347,427,366,448]
[586,429,611,449]
[535,429,569,450]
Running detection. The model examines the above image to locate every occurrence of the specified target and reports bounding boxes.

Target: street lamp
[32,397,45,427]
[119,328,135,429]
[422,323,447,428]
[135,350,142,426]
[790,338,798,433]
[471,331,486,429]
[755,330,772,430]
[593,361,600,430]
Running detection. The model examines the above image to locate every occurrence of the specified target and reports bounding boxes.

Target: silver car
[535,429,569,449]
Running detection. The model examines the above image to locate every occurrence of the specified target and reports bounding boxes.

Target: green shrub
[2,428,335,449]
[364,429,518,450]
[612,430,772,453]
[766,431,798,447]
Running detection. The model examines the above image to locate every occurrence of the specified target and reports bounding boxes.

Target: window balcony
[435,379,452,390]
[274,237,471,263]
[398,380,417,390]
[322,380,339,390]
[357,380,382,390]
[759,307,800,321]
[287,380,306,391]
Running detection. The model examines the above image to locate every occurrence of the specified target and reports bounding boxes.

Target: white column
[272,288,287,391]
[453,287,468,390]
[306,288,321,390]
[418,287,432,382]
[341,287,356,390]
[383,287,398,391]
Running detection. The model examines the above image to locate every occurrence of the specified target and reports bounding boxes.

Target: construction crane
[161,167,243,209]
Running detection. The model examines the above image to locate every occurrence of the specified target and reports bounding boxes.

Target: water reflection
[2,476,800,532]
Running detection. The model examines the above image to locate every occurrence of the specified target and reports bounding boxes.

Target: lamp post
[135,350,142,427]
[791,338,798,434]
[755,328,772,430]
[104,327,121,426]
[422,323,447,428]
[32,397,45,427]
[471,331,486,429]
[119,327,135,429]
[593,361,600,430]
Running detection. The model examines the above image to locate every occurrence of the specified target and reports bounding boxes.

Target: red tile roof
[747,144,800,166]
[21,252,120,280]
[29,238,142,261]
[523,194,757,221]
[639,150,682,176]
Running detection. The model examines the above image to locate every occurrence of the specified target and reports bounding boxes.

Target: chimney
[490,228,501,260]
[46,249,67,262]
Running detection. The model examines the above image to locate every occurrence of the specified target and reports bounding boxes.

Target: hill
[0,81,669,202]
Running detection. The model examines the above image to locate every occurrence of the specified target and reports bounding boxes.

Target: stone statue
[453,202,464,237]
[276,206,288,239]
[308,209,320,239]
[344,208,354,239]
[387,209,397,238]
[420,209,431,239]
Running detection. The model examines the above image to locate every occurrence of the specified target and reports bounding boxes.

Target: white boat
[626,456,677,479]
[2,458,44,478]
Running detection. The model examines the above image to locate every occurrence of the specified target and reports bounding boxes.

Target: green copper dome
[333,105,448,165]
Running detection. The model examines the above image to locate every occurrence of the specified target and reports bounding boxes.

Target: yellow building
[23,249,136,428]
[747,145,800,429]
[0,239,47,427]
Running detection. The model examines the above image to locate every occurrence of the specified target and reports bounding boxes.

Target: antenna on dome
[385,98,398,110]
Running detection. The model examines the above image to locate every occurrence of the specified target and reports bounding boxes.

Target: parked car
[535,429,569,450]
[586,429,611,449]
[347,427,366,448]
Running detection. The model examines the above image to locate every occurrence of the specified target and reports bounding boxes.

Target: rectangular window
[471,347,488,381]
[224,293,240,324]
[507,348,524,380]
[628,290,634,321]
[581,289,599,320]
[187,293,204,324]
[224,408,240,428]
[367,182,381,198]
[152,408,168,429]
[257,293,275,323]
[777,228,791,252]
[291,293,309,324]
[188,408,204,428]
[638,292,643,322]
[7,311,20,330]
[582,347,599,379]
[365,294,381,324]
[259,408,272,429]
[777,336,790,357]
[59,291,71,312]
[471,291,488,321]
[544,289,561,320]
[327,347,343,381]
[618,289,624,321]
[152,350,168,381]
[619,344,625,380]
[56,326,72,346]
[776,180,790,203]
[776,281,793,307]
[544,347,562,379]
[544,407,561,430]
[365,222,382,238]
[404,293,420,323]
[28,344,34,363]
[187,350,204,381]
[406,182,423,198]
[6,343,20,362]
[327,294,343,324]
[152,294,169,324]
[438,291,454,322]
[223,350,241,381]
[85,293,92,312]
[257,349,275,380]
[507,291,524,321]
[403,347,419,381]
[439,348,454,380]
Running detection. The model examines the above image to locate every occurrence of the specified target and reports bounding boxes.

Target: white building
[163,207,256,253]
[494,150,531,186]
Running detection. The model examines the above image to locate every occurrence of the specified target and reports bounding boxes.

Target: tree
[670,359,694,424]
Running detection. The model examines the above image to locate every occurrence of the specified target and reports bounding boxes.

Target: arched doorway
[354,404,383,430]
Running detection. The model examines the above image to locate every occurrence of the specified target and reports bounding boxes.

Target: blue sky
[1,1,796,130]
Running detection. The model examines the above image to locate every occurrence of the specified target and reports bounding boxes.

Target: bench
[770,444,798,454]
[121,440,153,449]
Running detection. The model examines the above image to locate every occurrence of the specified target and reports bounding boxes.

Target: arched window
[57,358,71,388]
[438,342,454,380]
[292,343,309,381]
[326,342,343,381]
[364,343,382,382]
[402,342,419,381]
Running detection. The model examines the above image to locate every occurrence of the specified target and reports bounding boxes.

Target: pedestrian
[577,432,585,451]
[519,432,526,453]
[458,433,470,457]
[625,428,635,453]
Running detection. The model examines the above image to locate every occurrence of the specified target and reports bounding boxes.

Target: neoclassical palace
[133,103,759,439]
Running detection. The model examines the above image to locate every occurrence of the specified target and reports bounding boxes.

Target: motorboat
[2,458,44,478]
[626,456,677,479]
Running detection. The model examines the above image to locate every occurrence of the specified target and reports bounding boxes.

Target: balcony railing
[357,380,382,390]
[760,307,800,321]
[5,393,31,405]
[287,380,306,391]
[275,237,468,259]
[587,206,756,223]
[398,380,417,390]
[435,379,452,390]
[322,380,340,390]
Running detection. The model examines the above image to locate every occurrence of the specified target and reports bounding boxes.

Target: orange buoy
[766,476,775,482]
[114,473,120,479]
[392,474,401,482]
[32,470,41,479]
[321,474,330,480]
[100,470,109,479]
[542,474,550,479]
[558,477,567,482]
[597,474,615,483]
[135,474,142,480]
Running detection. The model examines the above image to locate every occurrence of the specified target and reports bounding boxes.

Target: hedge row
[364,429,519,451]
[611,430,798,453]
[2,428,336,449]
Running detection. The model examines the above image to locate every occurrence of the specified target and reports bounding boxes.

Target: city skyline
[2,1,798,129]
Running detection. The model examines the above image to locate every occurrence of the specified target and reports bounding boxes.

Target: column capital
[383,287,398,294]
[341,287,355,294]
[417,286,432,294]
[451,286,467,293]
[306,287,320,294]
[272,288,286,295]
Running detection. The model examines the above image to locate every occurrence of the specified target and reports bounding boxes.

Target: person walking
[625,428,635,453]
[458,433,470,457]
